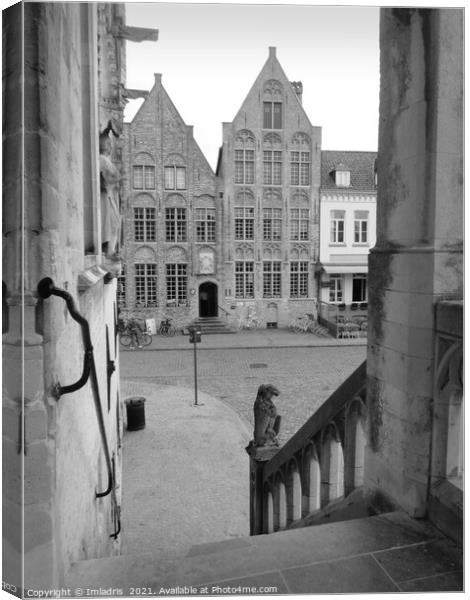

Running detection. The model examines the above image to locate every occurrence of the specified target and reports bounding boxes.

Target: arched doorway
[199,282,218,317]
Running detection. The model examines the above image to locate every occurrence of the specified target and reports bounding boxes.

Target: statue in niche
[252,384,281,447]
[99,126,121,260]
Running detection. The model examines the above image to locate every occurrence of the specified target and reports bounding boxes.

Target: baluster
[303,445,321,516]
[274,477,287,531]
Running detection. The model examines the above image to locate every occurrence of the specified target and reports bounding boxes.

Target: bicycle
[290,313,316,333]
[119,329,152,348]
[158,317,176,337]
[237,313,261,329]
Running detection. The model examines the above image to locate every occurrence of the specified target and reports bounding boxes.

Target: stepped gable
[321,150,377,191]
[128,73,215,177]
[230,46,317,128]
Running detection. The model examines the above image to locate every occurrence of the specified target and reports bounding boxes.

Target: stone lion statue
[253,384,281,447]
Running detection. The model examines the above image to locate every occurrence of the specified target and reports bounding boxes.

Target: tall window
[235,261,254,298]
[166,263,187,304]
[290,208,309,240]
[329,275,343,303]
[263,102,282,129]
[164,166,186,190]
[290,262,308,297]
[263,151,282,185]
[354,211,369,243]
[330,210,345,243]
[117,268,126,308]
[165,208,187,242]
[263,208,282,240]
[235,207,254,240]
[263,261,281,297]
[291,152,310,186]
[234,150,254,184]
[195,208,216,242]
[352,274,367,302]
[134,207,156,242]
[133,165,155,190]
[135,263,157,307]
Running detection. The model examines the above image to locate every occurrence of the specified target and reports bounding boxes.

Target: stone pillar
[366,9,463,516]
[246,445,278,535]
[3,3,59,590]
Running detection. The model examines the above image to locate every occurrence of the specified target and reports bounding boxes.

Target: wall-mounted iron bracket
[37,277,116,501]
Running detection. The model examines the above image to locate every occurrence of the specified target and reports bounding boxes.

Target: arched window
[263,80,283,129]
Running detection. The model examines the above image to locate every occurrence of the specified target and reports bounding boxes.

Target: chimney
[291,81,303,104]
[269,46,276,59]
[154,73,162,85]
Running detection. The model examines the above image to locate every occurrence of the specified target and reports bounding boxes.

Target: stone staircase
[66,511,462,594]
[188,316,237,335]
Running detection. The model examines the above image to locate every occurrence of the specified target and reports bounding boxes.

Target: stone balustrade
[248,361,367,535]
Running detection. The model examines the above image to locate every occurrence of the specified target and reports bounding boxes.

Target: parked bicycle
[237,312,261,330]
[119,319,152,349]
[158,317,176,337]
[289,313,328,335]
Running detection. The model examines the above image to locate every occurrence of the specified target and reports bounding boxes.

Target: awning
[323,265,368,274]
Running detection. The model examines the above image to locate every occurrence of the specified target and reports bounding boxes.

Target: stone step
[188,318,237,334]
[66,511,462,594]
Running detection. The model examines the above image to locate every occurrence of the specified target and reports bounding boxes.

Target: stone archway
[199,282,218,318]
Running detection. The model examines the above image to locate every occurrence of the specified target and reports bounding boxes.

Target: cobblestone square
[121,343,366,443]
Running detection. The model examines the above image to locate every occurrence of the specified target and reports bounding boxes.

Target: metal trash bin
[125,397,146,431]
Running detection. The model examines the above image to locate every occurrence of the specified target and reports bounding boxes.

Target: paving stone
[373,538,463,583]
[398,570,463,592]
[121,343,366,445]
[249,512,434,565]
[120,382,250,560]
[281,554,399,593]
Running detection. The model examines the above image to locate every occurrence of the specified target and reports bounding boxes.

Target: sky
[124,3,380,170]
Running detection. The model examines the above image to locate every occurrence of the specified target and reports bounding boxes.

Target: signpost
[188,326,202,406]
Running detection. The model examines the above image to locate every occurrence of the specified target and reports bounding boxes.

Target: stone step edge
[66,511,440,589]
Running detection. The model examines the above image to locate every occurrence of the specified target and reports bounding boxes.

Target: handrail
[263,360,367,481]
[37,277,121,538]
[217,305,230,317]
[248,360,368,535]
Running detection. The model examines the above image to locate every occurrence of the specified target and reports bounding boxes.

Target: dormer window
[334,166,350,187]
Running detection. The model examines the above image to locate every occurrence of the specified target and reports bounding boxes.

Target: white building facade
[318,151,377,321]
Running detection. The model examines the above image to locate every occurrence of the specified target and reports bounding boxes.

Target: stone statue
[99,130,121,260]
[253,384,281,447]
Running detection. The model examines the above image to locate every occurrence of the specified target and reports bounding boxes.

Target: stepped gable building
[318,150,377,321]
[120,73,217,329]
[120,47,378,332]
[216,46,322,328]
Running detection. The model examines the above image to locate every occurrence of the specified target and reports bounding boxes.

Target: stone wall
[365,8,463,516]
[2,3,24,589]
[2,3,125,590]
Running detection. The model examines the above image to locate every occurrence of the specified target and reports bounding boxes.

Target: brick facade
[120,74,217,332]
[217,47,321,328]
[121,47,326,329]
